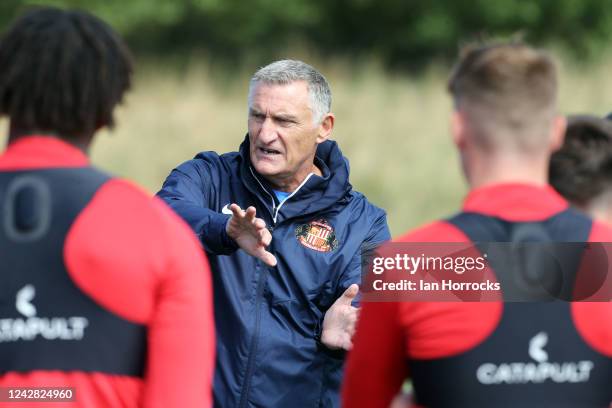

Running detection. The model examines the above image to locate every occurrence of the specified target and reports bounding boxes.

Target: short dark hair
[0,7,133,139]
[550,115,612,206]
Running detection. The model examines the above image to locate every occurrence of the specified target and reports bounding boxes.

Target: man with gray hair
[157,59,390,407]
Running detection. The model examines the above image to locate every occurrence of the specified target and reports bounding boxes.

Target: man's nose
[258,117,277,144]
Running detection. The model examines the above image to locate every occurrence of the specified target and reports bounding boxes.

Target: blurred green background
[1,0,612,235]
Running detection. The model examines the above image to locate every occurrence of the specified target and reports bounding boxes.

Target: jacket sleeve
[316,208,393,407]
[157,158,239,255]
[316,208,391,357]
[337,207,391,300]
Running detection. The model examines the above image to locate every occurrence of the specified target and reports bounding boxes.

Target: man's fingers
[346,306,358,333]
[336,283,359,305]
[245,206,257,222]
[338,334,354,351]
[325,330,354,351]
[344,283,359,298]
[346,322,355,337]
[258,249,277,267]
[229,203,244,218]
[253,218,267,230]
[260,230,272,246]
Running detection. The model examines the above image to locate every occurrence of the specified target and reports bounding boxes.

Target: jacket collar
[238,135,352,224]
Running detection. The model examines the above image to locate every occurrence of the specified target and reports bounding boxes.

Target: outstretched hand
[321,284,360,350]
[225,204,277,267]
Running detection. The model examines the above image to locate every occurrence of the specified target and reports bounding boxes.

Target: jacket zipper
[248,167,276,220]
[248,166,315,223]
[238,168,275,408]
[238,261,268,408]
[271,173,314,223]
[237,168,313,407]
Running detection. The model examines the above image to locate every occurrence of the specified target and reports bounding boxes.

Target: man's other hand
[321,284,359,350]
[226,204,277,267]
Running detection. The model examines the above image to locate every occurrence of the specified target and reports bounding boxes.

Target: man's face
[248,81,323,190]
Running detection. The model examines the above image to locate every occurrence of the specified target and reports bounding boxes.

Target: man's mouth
[258,147,281,156]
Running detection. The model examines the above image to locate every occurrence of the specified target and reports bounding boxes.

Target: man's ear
[316,113,335,144]
[550,114,567,152]
[451,110,467,149]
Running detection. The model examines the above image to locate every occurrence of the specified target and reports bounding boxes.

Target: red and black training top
[0,136,215,407]
[343,183,612,408]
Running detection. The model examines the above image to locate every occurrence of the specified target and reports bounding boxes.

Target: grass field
[2,54,612,236]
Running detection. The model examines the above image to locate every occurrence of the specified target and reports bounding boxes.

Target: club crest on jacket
[295,219,339,252]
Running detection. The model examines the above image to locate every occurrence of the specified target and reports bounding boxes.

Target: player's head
[0,7,133,145]
[550,115,612,222]
[447,41,565,160]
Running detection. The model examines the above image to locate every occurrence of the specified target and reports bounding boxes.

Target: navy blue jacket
[157,137,390,407]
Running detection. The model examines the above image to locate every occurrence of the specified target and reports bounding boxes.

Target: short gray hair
[248,59,332,124]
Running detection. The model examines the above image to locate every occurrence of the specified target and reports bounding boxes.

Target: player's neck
[8,123,93,154]
[465,153,549,190]
[583,191,612,225]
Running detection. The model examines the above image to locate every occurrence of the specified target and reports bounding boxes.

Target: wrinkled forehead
[248,80,313,113]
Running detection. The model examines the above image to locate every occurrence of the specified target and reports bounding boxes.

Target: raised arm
[157,158,238,255]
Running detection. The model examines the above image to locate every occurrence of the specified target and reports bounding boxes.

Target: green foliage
[3,0,612,68]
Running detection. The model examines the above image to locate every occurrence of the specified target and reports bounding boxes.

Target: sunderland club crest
[295,219,339,252]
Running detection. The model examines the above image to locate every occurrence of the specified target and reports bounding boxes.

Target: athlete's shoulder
[82,177,187,231]
[95,177,157,209]
[113,178,199,227]
[395,219,471,242]
[64,177,207,324]
[588,218,612,242]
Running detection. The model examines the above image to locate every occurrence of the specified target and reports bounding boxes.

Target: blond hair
[448,42,558,153]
